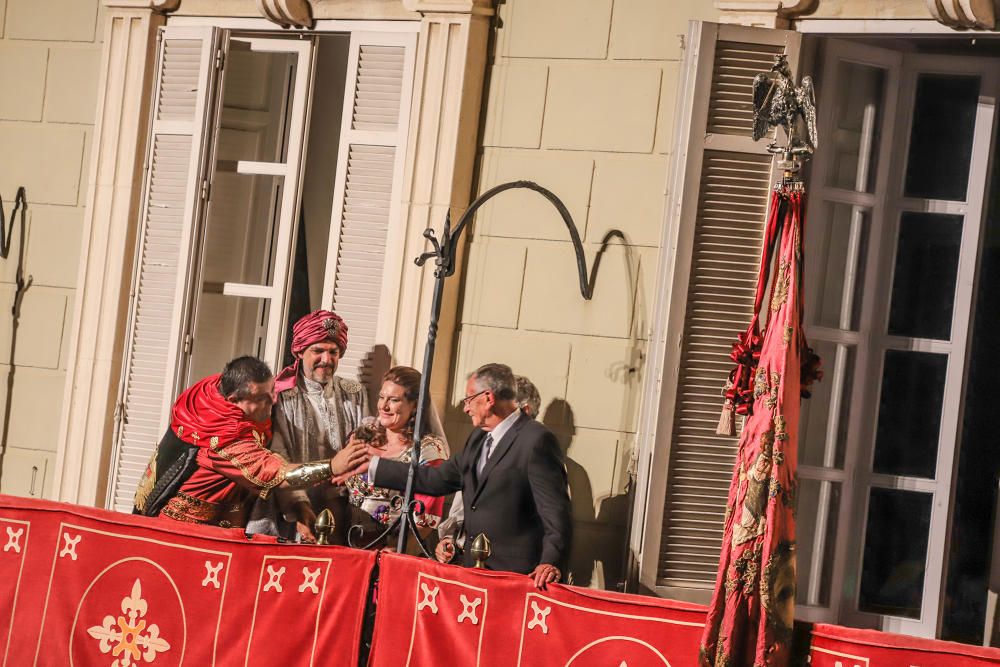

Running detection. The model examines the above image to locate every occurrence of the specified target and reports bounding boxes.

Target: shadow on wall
[544,399,632,591]
[362,344,393,410]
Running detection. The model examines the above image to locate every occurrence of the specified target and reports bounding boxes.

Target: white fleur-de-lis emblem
[4,526,23,553]
[527,600,551,634]
[298,567,321,594]
[59,532,81,560]
[417,583,440,614]
[457,594,481,625]
[263,565,285,593]
[86,579,171,666]
[201,561,223,589]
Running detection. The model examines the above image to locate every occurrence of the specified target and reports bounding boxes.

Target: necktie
[477,434,494,476]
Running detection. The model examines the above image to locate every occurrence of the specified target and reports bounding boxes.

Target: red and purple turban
[274,309,348,393]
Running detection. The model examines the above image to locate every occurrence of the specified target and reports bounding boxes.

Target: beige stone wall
[447,0,719,589]
[0,0,102,499]
[806,0,930,19]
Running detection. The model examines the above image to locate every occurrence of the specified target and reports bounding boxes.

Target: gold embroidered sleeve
[206,434,290,499]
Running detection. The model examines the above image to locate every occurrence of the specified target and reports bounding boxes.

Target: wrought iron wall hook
[0,186,27,260]
[372,180,620,555]
[0,187,31,486]
[414,180,596,298]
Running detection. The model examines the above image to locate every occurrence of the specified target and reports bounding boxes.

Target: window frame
[106,16,420,512]
[635,23,1000,640]
[837,51,999,638]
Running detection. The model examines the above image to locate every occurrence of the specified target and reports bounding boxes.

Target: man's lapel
[471,413,526,502]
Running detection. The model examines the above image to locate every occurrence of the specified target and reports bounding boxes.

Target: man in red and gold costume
[134,356,369,528]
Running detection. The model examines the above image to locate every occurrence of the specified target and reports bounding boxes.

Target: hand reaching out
[330,441,371,479]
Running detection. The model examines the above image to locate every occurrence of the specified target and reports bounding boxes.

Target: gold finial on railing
[470,533,492,569]
[314,508,334,545]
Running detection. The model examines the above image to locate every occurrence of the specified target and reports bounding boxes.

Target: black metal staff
[348,180,606,556]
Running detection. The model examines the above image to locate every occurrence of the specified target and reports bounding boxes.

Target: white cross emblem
[202,561,223,588]
[457,594,482,625]
[3,526,23,553]
[263,565,286,593]
[59,532,81,560]
[298,567,321,594]
[527,600,551,634]
[417,583,440,614]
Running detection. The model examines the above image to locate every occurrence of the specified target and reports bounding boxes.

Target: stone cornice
[401,0,493,15]
[102,0,181,12]
[715,0,818,25]
[926,0,997,28]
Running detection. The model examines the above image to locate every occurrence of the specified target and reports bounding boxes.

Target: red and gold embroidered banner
[0,494,375,667]
[701,187,815,666]
[368,552,709,667]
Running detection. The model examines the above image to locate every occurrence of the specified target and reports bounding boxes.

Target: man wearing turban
[247,309,369,543]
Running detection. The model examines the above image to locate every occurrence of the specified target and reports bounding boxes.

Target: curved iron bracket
[415,180,595,300]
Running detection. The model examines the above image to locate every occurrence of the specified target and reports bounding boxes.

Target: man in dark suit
[369,363,571,588]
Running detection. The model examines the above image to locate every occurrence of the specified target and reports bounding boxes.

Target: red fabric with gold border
[368,551,709,667]
[700,188,813,666]
[809,623,1000,666]
[0,494,374,666]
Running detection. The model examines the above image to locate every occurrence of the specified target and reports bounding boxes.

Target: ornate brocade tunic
[139,374,287,526]
[268,374,368,515]
[346,434,447,528]
[161,426,287,525]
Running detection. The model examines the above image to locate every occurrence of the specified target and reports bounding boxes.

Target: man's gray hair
[514,375,541,418]
[469,363,516,401]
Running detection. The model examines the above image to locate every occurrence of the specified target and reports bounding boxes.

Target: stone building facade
[1,0,997,646]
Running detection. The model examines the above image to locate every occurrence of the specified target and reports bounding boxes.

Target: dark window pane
[904,74,980,201]
[859,488,932,619]
[888,212,962,340]
[873,350,947,478]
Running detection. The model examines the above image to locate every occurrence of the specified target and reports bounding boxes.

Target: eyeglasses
[461,389,489,406]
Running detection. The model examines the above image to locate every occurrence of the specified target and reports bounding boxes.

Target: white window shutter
[655,23,801,593]
[107,27,219,512]
[323,33,416,385]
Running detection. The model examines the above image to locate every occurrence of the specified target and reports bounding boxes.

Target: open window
[106,24,416,514]
[641,21,1000,644]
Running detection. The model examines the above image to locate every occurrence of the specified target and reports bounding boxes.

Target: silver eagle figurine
[751,55,818,157]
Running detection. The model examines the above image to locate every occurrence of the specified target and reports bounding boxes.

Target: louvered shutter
[107,27,219,512]
[654,23,801,594]
[323,33,416,384]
